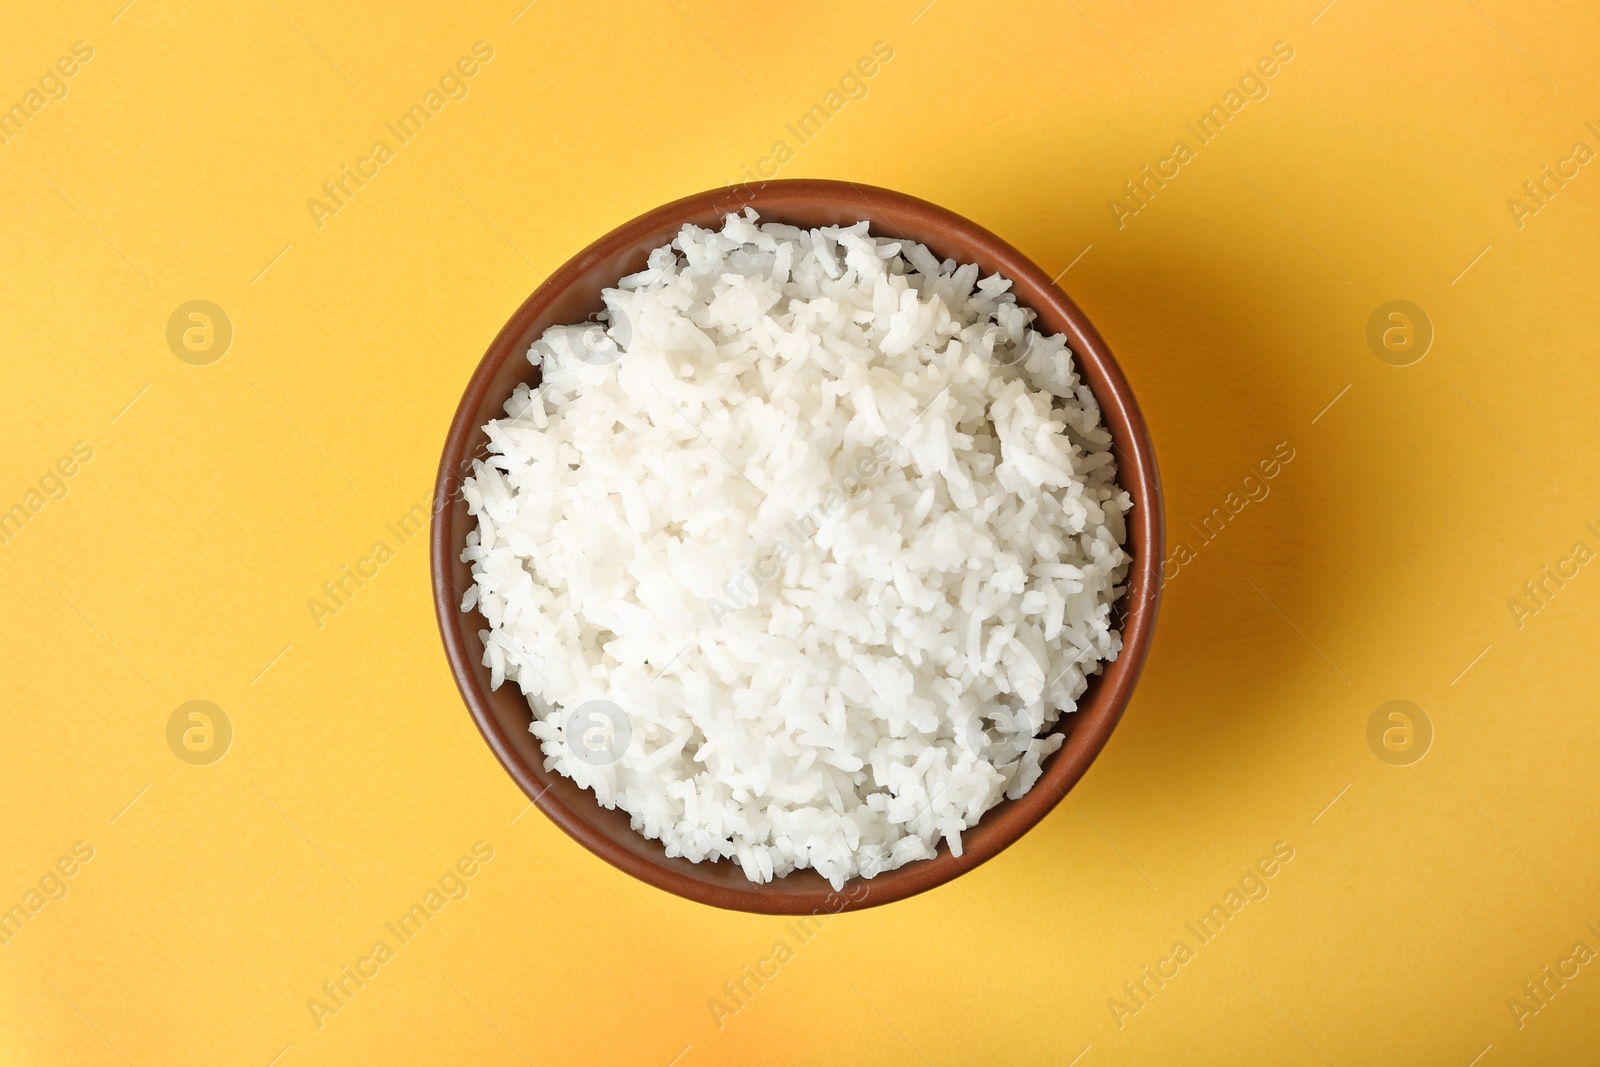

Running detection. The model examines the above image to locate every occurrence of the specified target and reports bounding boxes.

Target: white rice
[461,209,1131,889]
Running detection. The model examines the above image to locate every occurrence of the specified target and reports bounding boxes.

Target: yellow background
[3,0,1598,1063]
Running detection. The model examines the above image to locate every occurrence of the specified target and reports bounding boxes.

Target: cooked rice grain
[462,210,1131,888]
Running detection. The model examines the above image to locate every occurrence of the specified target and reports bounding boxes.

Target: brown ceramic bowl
[432,179,1162,913]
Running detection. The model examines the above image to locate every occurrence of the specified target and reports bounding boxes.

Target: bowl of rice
[432,179,1162,913]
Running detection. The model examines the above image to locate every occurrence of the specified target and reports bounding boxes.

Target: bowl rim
[431,178,1163,913]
